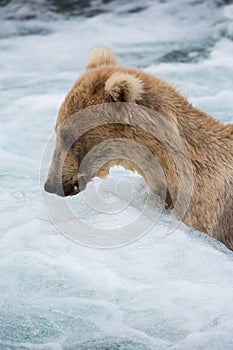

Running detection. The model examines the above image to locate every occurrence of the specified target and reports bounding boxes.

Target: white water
[0,1,233,349]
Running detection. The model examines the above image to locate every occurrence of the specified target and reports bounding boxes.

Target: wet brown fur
[46,47,233,251]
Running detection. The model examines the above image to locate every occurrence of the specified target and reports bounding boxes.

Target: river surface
[0,0,233,349]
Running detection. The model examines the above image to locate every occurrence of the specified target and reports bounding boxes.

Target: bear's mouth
[44,176,87,197]
[69,183,80,196]
[63,176,87,197]
[61,180,80,197]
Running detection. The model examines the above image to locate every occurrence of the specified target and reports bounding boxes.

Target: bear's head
[44,47,146,197]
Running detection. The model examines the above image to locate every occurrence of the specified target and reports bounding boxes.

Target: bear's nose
[44,180,56,194]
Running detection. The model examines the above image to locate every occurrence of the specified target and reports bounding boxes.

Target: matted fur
[45,46,233,251]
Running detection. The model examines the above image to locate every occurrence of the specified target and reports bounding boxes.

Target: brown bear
[44,46,233,251]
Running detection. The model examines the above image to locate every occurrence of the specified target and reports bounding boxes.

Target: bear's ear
[105,72,143,102]
[86,46,118,70]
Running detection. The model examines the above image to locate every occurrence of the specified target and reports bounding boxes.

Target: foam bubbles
[0,0,233,349]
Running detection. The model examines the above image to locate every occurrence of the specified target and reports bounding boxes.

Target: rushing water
[0,0,233,349]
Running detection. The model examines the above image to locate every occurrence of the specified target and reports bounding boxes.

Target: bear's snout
[44,179,57,195]
[44,177,80,197]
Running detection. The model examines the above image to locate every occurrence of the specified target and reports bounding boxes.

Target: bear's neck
[175,103,233,157]
[140,78,233,166]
